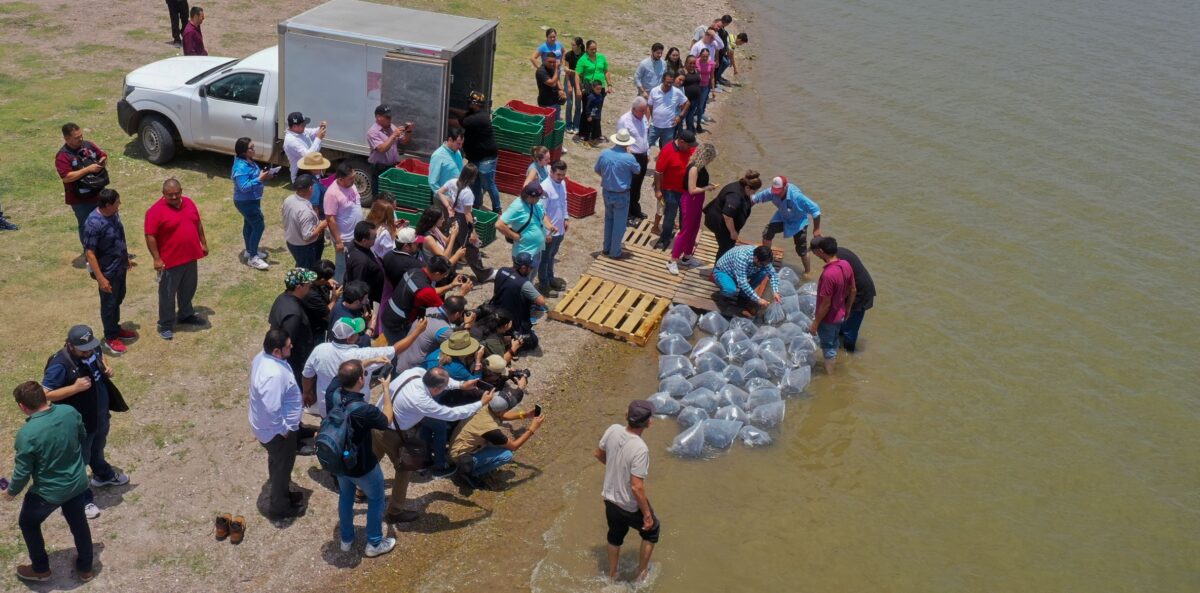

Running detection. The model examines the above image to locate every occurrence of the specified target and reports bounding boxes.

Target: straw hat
[298,151,331,171]
[608,128,636,147]
[439,330,480,357]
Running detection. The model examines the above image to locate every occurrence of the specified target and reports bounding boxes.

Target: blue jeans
[472,158,502,211]
[234,199,265,257]
[602,190,630,257]
[419,417,451,469]
[841,309,867,351]
[336,464,385,546]
[71,202,97,248]
[538,234,564,287]
[693,91,711,128]
[334,243,348,284]
[287,240,325,271]
[469,447,514,477]
[564,77,581,131]
[659,190,681,245]
[716,54,731,82]
[19,490,92,574]
[817,322,843,361]
[648,126,676,149]
[714,269,768,301]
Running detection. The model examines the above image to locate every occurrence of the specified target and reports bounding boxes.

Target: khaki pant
[372,429,413,516]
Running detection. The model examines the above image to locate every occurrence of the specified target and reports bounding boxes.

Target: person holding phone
[449,364,545,490]
[232,136,278,271]
[366,104,412,196]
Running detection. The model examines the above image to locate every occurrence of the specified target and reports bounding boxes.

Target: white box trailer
[279,0,498,160]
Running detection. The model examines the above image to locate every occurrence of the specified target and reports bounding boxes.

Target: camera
[509,368,531,380]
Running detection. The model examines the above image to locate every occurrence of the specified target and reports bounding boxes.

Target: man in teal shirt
[497,183,552,277]
[428,128,465,195]
[6,381,94,583]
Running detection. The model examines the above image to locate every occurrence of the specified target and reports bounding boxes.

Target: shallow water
[529,0,1200,591]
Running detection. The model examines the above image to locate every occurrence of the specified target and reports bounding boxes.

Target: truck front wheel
[343,157,375,207]
[139,115,178,165]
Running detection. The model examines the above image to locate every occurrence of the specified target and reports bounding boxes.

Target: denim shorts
[817,322,842,360]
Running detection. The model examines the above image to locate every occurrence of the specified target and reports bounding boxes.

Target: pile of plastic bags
[651,272,819,458]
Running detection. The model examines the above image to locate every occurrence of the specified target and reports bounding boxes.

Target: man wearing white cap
[751,176,823,275]
[449,372,545,489]
[594,129,642,259]
[301,316,427,417]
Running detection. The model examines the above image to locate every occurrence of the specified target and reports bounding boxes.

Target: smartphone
[533,404,543,417]
[475,380,495,391]
[269,165,282,175]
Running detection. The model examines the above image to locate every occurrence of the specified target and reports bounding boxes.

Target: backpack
[59,142,110,195]
[315,397,366,476]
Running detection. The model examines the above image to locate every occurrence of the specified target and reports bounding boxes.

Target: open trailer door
[380,52,448,159]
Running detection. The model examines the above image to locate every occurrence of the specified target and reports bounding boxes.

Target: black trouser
[19,490,93,574]
[99,272,127,340]
[707,218,738,262]
[451,212,492,281]
[604,500,660,546]
[166,0,188,43]
[629,152,649,220]
[157,260,197,331]
[262,431,298,516]
[371,162,394,199]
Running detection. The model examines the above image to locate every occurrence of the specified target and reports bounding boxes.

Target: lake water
[528,0,1200,591]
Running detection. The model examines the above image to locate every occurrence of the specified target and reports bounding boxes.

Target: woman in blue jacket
[232,136,278,270]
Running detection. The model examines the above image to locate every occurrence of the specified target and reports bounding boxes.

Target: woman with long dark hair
[703,170,763,260]
[563,37,585,132]
[231,136,277,270]
[435,163,493,282]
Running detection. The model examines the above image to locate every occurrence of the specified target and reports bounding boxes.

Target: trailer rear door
[380,52,448,159]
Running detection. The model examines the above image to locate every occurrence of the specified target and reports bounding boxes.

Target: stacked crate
[378,159,434,212]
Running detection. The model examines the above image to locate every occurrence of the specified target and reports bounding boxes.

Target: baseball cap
[286,111,310,127]
[522,182,545,199]
[677,130,698,146]
[331,317,367,340]
[627,400,654,426]
[67,324,100,351]
[484,354,507,375]
[513,252,534,267]
[396,227,422,244]
[771,176,788,195]
[488,389,524,413]
[284,268,317,289]
[293,174,315,190]
[374,104,392,116]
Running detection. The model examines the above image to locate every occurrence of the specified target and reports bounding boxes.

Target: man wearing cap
[282,174,328,270]
[595,400,659,583]
[460,94,503,213]
[497,183,553,271]
[449,379,545,489]
[428,128,465,196]
[283,112,327,183]
[647,73,688,149]
[490,254,547,352]
[810,238,875,353]
[594,130,642,259]
[652,131,698,249]
[41,325,131,521]
[366,104,412,196]
[83,189,137,355]
[376,367,491,523]
[381,256,471,344]
[269,268,320,388]
[249,328,306,521]
[713,245,782,314]
[301,316,426,417]
[383,226,425,288]
[616,98,651,225]
[145,178,208,341]
[751,176,823,276]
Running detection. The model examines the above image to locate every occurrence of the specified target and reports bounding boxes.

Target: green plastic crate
[394,208,422,227]
[379,167,428,188]
[493,107,543,127]
[542,120,566,149]
[472,208,499,247]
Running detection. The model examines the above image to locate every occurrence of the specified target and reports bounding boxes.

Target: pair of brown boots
[214,514,246,544]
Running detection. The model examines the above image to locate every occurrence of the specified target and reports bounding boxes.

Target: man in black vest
[41,325,130,521]
[490,253,547,352]
[381,256,471,344]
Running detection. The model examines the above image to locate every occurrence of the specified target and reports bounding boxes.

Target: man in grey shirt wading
[594,399,660,583]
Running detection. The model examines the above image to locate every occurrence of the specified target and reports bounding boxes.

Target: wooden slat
[548,273,670,346]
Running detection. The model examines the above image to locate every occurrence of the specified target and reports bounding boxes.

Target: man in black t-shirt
[810,240,877,353]
[536,54,566,122]
[460,94,502,212]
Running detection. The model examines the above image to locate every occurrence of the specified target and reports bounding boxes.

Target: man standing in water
[809,236,856,374]
[594,400,659,583]
[752,176,822,276]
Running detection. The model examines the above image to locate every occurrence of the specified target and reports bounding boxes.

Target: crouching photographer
[449,356,545,489]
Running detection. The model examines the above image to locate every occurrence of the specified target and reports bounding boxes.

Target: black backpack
[315,396,366,476]
[60,142,110,195]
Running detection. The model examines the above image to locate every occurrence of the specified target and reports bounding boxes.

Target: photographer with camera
[450,357,545,490]
[489,253,546,353]
[475,308,524,364]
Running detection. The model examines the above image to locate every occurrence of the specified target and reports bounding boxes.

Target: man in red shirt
[651,130,697,249]
[181,6,206,56]
[809,236,856,374]
[144,178,208,341]
[55,123,108,253]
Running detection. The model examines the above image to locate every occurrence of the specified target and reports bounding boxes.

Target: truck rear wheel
[343,157,375,207]
[139,115,177,165]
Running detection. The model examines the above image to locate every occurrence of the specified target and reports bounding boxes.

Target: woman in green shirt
[573,40,611,140]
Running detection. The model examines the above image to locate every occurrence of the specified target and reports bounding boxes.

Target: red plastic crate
[497,149,533,176]
[397,158,429,175]
[565,179,598,218]
[550,146,563,163]
[496,170,526,196]
[505,100,555,136]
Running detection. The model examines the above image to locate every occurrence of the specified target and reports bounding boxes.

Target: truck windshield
[186,59,240,86]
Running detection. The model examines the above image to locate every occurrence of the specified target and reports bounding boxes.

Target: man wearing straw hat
[281,174,328,270]
[593,129,642,259]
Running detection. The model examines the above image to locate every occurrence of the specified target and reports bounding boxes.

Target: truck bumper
[116,100,137,136]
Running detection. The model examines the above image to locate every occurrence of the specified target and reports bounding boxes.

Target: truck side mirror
[198,85,207,98]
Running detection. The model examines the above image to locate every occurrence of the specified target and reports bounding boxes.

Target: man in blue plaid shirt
[713,245,781,310]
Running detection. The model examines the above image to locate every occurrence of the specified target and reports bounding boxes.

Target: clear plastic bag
[744,377,776,394]
[799,281,818,296]
[748,400,786,429]
[718,385,751,409]
[657,333,692,355]
[787,308,812,326]
[719,327,751,349]
[660,315,694,338]
[648,392,682,415]
[693,352,728,374]
[758,338,788,358]
[668,422,707,458]
[720,364,746,386]
[659,374,692,398]
[776,280,798,297]
[729,317,758,336]
[658,355,695,380]
[752,325,780,342]
[681,387,720,414]
[738,425,773,447]
[715,404,750,424]
[797,294,817,318]
[687,370,726,392]
[777,322,806,341]
[697,311,730,335]
[742,358,771,381]
[727,339,758,364]
[778,267,801,289]
[760,349,789,380]
[780,366,811,396]
[667,304,698,326]
[702,419,744,449]
[677,406,710,429]
[691,337,727,361]
[787,336,817,367]
[762,303,786,325]
[747,386,782,410]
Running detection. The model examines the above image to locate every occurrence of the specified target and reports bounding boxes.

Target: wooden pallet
[622,220,784,266]
[548,275,671,346]
[584,243,682,298]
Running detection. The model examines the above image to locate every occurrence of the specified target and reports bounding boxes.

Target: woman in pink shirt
[695,49,717,133]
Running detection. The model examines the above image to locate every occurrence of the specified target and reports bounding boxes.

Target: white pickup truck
[116,0,497,200]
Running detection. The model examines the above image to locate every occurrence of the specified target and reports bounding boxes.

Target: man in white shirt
[594,399,659,583]
[248,328,306,520]
[690,28,724,59]
[282,112,326,183]
[616,97,651,224]
[301,316,427,417]
[648,74,689,150]
[537,160,569,295]
[372,367,491,524]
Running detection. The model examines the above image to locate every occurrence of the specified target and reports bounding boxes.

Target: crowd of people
[7,10,878,587]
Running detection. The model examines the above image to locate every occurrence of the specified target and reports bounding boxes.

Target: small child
[583,79,606,144]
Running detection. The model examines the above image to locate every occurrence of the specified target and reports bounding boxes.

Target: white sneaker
[667,261,679,275]
[90,471,129,488]
[364,537,396,558]
[339,539,353,552]
[247,256,269,270]
[84,503,101,520]
[680,256,702,268]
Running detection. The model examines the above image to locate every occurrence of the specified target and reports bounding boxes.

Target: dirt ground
[0,0,746,591]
